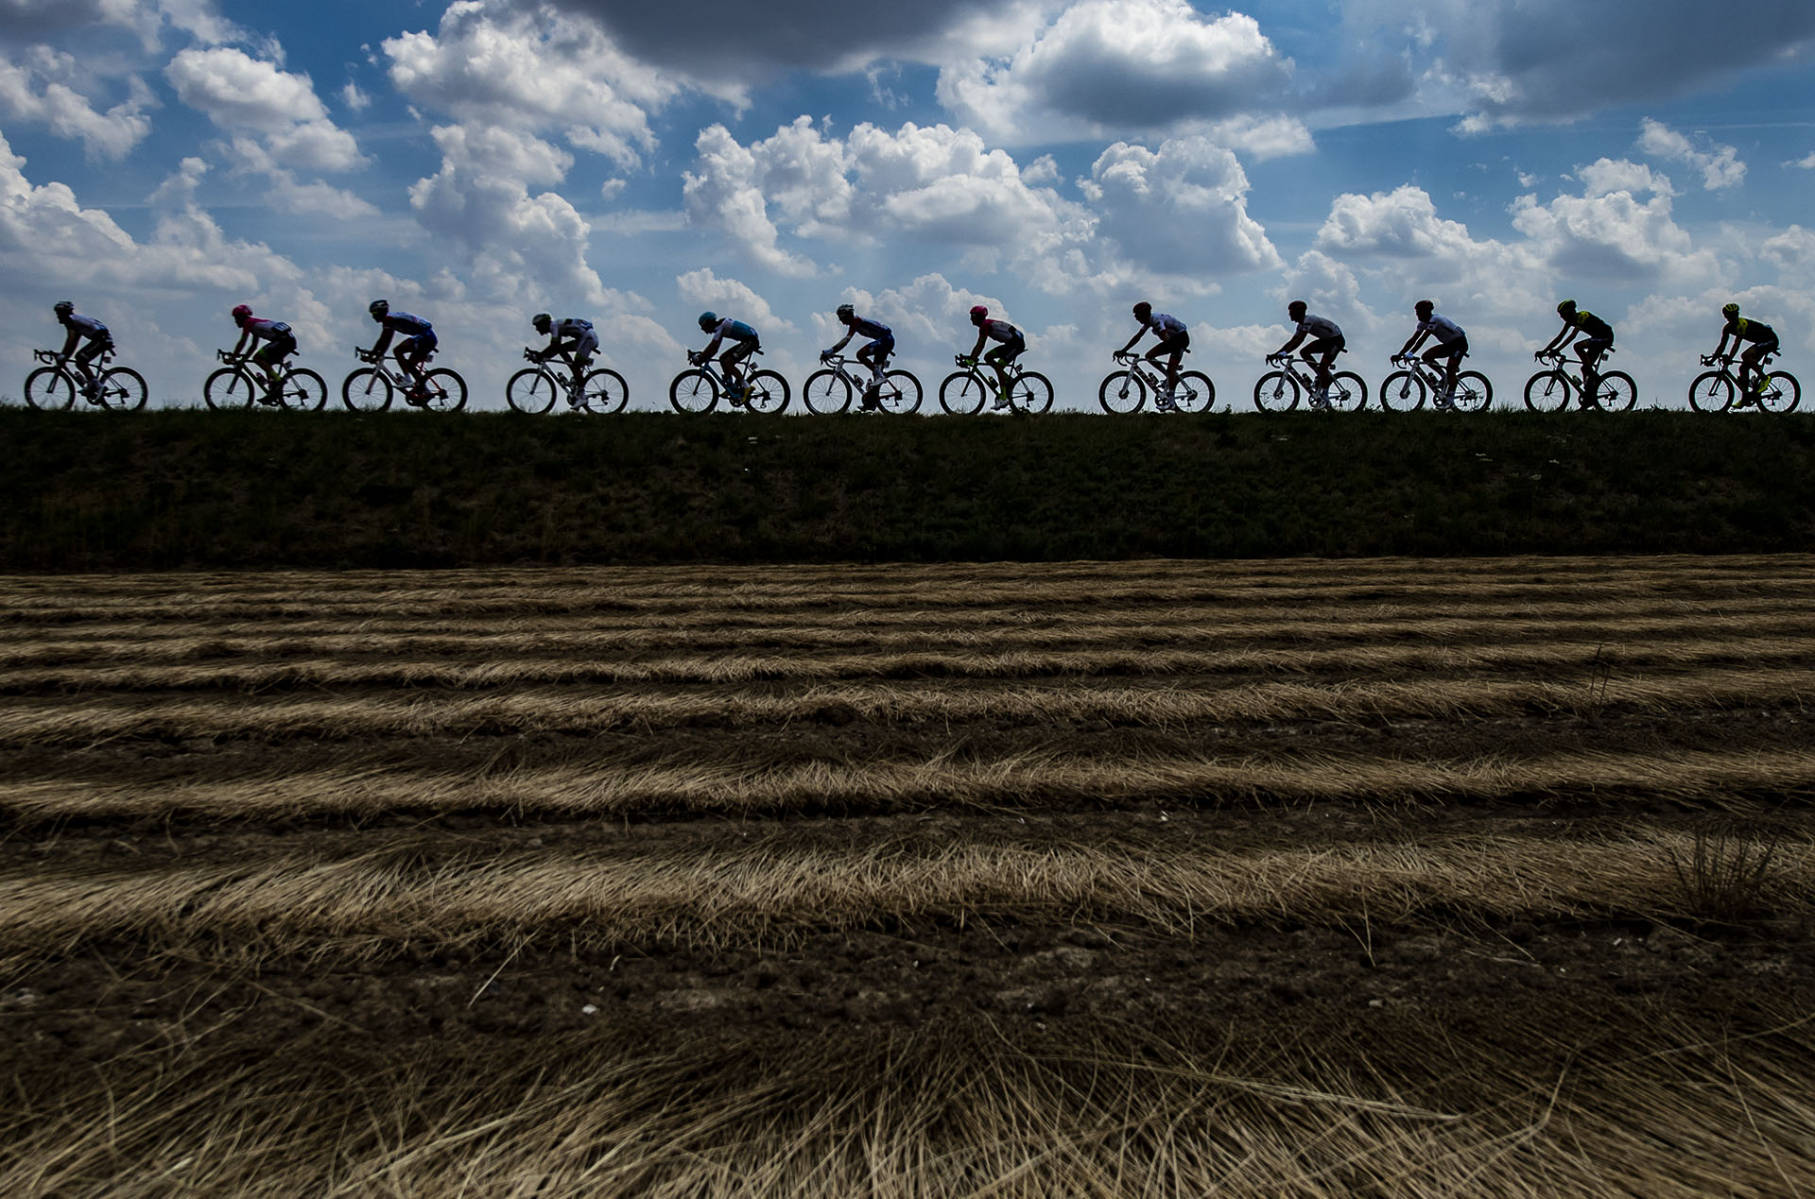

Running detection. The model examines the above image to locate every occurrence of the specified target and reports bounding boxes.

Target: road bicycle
[203,350,328,412]
[1253,352,1367,413]
[938,355,1053,415]
[1688,352,1801,414]
[1097,350,1215,414]
[1522,350,1636,413]
[802,353,923,415]
[23,348,148,412]
[505,349,630,415]
[1379,353,1493,413]
[342,348,468,413]
[669,350,790,414]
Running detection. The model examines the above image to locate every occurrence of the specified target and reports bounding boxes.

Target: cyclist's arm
[827,332,853,354]
[1712,330,1733,359]
[1399,329,1426,357]
[967,333,987,360]
[1118,325,1146,354]
[1540,324,1576,354]
[230,329,251,357]
[370,327,396,356]
[57,328,80,359]
[1276,331,1305,355]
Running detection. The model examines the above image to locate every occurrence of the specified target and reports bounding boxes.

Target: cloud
[1512,160,1713,285]
[166,47,362,171]
[1637,118,1745,190]
[0,45,153,159]
[1760,225,1815,271]
[1080,137,1280,275]
[675,268,795,332]
[0,0,239,49]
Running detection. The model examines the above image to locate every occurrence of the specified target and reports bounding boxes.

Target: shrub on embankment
[2,408,1812,568]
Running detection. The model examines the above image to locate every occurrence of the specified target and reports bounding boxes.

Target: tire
[92,367,148,412]
[939,372,986,415]
[416,368,466,413]
[506,368,558,414]
[1098,370,1146,414]
[1687,371,1732,414]
[1522,370,1572,413]
[1451,370,1493,414]
[877,370,922,415]
[1326,371,1368,413]
[743,369,790,415]
[1173,370,1215,414]
[803,369,851,415]
[1008,371,1053,415]
[23,367,75,411]
[1378,370,1425,413]
[1587,370,1636,413]
[669,369,719,414]
[1252,370,1299,413]
[278,368,326,413]
[205,366,255,411]
[577,368,629,415]
[342,367,393,413]
[1760,371,1801,414]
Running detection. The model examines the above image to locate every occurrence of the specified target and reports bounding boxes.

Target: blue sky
[4,0,1814,409]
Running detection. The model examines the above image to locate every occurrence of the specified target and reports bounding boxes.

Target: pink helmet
[231,304,253,323]
[969,305,988,323]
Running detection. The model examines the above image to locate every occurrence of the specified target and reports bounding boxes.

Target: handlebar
[217,349,249,364]
[33,349,61,364]
[954,354,974,367]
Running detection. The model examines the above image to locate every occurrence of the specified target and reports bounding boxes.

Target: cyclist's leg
[252,342,283,391]
[721,340,754,394]
[1575,340,1603,401]
[1301,337,1339,389]
[571,330,598,374]
[986,341,1021,396]
[73,338,107,391]
[1740,341,1771,391]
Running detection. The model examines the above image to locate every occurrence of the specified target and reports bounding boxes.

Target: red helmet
[969,305,989,323]
[231,304,253,324]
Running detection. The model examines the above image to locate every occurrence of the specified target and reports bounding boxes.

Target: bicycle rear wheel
[1758,372,1800,414]
[342,367,393,413]
[506,368,558,414]
[276,368,326,412]
[578,368,629,414]
[204,367,255,411]
[878,370,922,415]
[939,372,986,415]
[23,367,75,411]
[1098,370,1145,414]
[1173,370,1214,414]
[94,367,148,412]
[1451,371,1492,413]
[1588,370,1636,413]
[1522,370,1572,413]
[1378,370,1424,413]
[744,369,789,414]
[1252,371,1298,413]
[1008,371,1053,415]
[1326,371,1367,413]
[419,368,467,412]
[803,370,851,415]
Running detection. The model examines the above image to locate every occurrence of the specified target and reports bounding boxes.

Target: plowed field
[4,557,1814,1195]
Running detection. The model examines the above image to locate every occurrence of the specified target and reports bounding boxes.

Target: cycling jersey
[709,318,759,343]
[1145,313,1187,338]
[1297,315,1341,341]
[979,318,1022,344]
[554,318,593,338]
[244,318,293,343]
[62,314,109,340]
[1569,310,1613,341]
[1724,317,1777,344]
[1418,314,1465,343]
[382,312,433,337]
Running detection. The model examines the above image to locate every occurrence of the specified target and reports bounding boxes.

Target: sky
[3,0,1815,411]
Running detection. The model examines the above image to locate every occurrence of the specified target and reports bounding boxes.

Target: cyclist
[51,300,113,405]
[530,313,598,405]
[695,311,761,405]
[366,300,437,406]
[1272,301,1344,409]
[228,303,297,403]
[1538,300,1613,409]
[1710,302,1780,408]
[822,303,894,412]
[963,304,1024,411]
[1396,300,1468,410]
[1119,301,1188,412]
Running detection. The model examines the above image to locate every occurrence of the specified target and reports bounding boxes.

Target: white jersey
[1145,312,1187,338]
[1297,315,1342,341]
[1418,314,1465,343]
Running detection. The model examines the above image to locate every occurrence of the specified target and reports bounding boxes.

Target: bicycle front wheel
[939,372,986,415]
[878,370,922,415]
[204,367,255,411]
[1252,371,1299,413]
[342,367,393,413]
[1097,370,1145,414]
[1008,372,1053,415]
[94,367,148,412]
[1760,371,1801,414]
[1327,371,1368,413]
[506,368,558,414]
[1378,370,1424,413]
[1687,371,1732,414]
[578,368,629,414]
[744,369,789,415]
[1173,370,1215,414]
[1522,370,1572,413]
[669,369,719,414]
[1586,370,1636,413]
[803,369,851,415]
[1451,371,1493,413]
[23,367,75,411]
[420,369,466,412]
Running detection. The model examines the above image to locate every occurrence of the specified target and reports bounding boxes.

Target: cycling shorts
[1153,331,1189,355]
[1304,335,1344,357]
[984,337,1026,365]
[721,339,758,365]
[571,330,599,361]
[253,333,296,362]
[859,335,895,361]
[1577,337,1611,363]
[1427,336,1467,361]
[397,331,438,358]
[73,336,114,364]
[1746,336,1780,357]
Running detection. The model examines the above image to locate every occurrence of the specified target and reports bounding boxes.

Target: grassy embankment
[2,408,1812,568]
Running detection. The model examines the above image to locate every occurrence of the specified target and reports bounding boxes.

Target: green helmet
[698,311,719,330]
[1556,299,1576,316]
[1722,302,1740,318]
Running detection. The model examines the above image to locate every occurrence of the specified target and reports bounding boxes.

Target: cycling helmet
[53,300,74,316]
[231,304,253,324]
[532,312,552,332]
[1722,302,1740,318]
[836,303,855,322]
[1287,299,1307,318]
[698,311,719,330]
[1556,299,1576,316]
[1132,300,1152,318]
[368,299,390,319]
[1414,298,1434,314]
[969,305,989,323]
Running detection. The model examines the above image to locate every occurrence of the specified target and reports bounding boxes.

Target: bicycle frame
[818,354,883,391]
